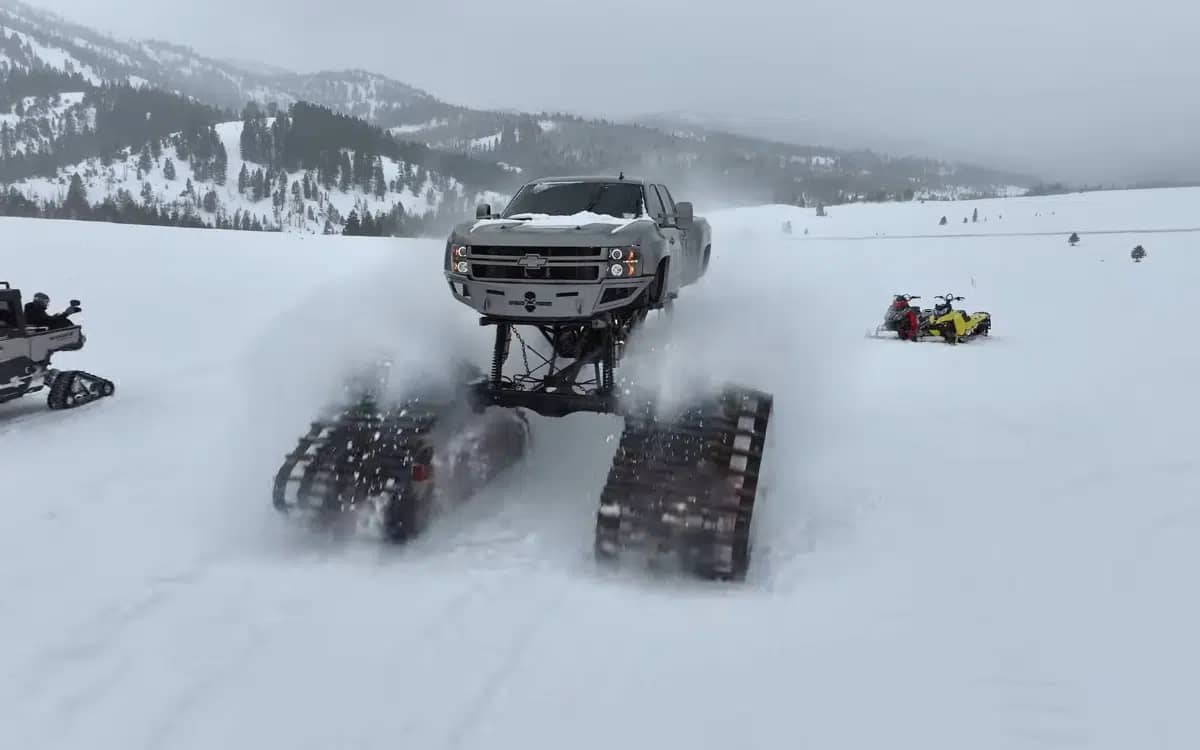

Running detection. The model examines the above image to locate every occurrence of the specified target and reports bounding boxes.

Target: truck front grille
[471,246,604,258]
[472,264,600,282]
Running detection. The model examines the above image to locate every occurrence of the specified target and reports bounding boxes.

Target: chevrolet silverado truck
[444,175,711,321]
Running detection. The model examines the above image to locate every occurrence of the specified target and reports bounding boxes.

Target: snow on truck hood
[470,211,653,234]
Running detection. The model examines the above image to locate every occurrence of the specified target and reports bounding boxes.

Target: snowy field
[2,188,1198,749]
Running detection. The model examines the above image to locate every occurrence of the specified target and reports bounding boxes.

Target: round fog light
[609,248,623,260]
[456,260,468,273]
[609,263,624,277]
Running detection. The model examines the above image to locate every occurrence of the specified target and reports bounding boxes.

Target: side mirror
[675,201,694,227]
[476,203,492,219]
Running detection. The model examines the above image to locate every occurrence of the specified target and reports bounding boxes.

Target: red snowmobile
[870,294,924,341]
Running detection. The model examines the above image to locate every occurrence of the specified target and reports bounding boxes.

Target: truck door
[654,184,693,283]
[644,185,677,291]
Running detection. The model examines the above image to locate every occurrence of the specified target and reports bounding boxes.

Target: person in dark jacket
[24,292,80,330]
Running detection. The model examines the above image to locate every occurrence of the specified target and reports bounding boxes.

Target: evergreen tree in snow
[372,158,386,199]
[213,141,227,186]
[162,157,176,181]
[137,145,153,175]
[203,189,219,213]
[238,164,250,195]
[64,173,89,219]
[252,168,265,201]
[344,209,361,235]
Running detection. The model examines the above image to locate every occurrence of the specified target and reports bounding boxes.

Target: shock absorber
[491,323,510,387]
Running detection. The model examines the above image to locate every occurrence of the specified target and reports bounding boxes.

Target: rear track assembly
[46,370,115,410]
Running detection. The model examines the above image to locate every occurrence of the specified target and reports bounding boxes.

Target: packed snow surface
[2,187,1199,749]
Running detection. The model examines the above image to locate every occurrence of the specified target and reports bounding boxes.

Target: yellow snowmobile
[918,293,991,343]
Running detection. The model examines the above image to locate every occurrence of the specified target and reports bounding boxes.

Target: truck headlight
[448,245,469,275]
[606,247,639,276]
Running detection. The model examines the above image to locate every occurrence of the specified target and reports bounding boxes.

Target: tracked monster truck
[274,176,773,580]
[0,282,114,411]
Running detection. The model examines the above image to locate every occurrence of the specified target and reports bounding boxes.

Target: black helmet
[33,292,49,306]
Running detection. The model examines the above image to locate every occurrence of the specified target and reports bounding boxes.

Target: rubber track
[594,387,773,581]
[272,401,442,541]
[46,370,115,410]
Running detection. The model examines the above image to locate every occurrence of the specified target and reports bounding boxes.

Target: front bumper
[446,274,653,321]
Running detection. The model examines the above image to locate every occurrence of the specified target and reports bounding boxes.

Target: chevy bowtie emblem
[517,253,548,270]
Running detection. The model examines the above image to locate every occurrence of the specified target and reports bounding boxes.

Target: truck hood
[455,211,656,245]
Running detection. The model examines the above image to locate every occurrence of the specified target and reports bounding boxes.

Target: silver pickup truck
[444,175,711,321]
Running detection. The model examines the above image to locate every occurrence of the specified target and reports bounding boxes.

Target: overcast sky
[29,0,1200,183]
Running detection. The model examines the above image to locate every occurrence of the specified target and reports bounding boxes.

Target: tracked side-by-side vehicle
[274,176,774,580]
[0,282,114,411]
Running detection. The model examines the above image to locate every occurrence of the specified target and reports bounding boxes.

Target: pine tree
[238,163,249,194]
[64,173,89,219]
[162,158,176,181]
[361,211,376,236]
[213,140,227,186]
[372,158,386,199]
[138,145,153,174]
[344,209,361,235]
[339,153,353,191]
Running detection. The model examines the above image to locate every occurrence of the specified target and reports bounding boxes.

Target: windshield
[501,181,644,219]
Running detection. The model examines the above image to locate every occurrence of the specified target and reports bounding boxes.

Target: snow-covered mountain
[0,0,1036,215]
[0,0,439,125]
[8,112,507,235]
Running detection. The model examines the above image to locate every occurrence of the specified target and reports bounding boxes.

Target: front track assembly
[273,399,443,541]
[273,365,531,542]
[595,387,773,580]
[274,311,775,582]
